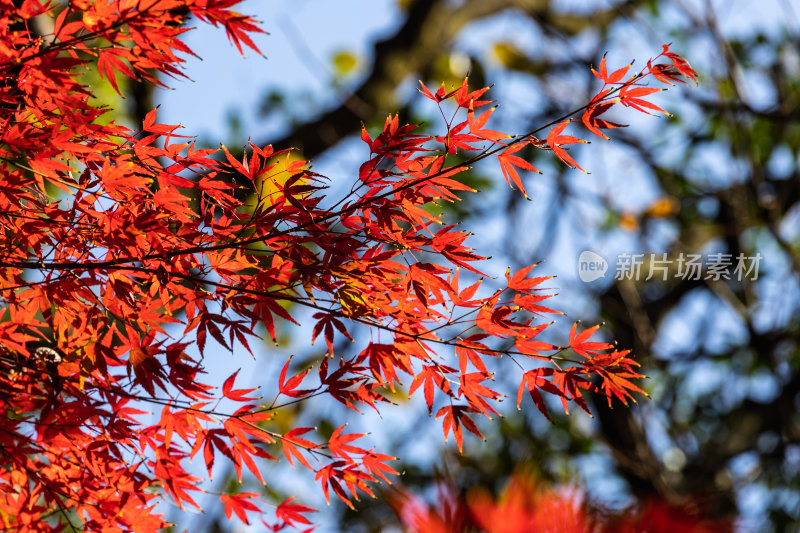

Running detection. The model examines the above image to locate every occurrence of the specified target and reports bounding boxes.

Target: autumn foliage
[389,471,728,533]
[0,1,697,530]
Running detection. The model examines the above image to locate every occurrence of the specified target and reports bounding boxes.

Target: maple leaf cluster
[389,471,729,533]
[0,1,696,531]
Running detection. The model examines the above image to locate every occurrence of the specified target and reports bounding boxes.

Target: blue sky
[156,0,398,142]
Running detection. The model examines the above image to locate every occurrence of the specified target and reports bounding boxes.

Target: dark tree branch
[262,0,648,159]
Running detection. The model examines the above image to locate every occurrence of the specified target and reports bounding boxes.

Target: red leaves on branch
[221,492,262,524]
[390,471,729,533]
[274,497,316,530]
[619,85,670,116]
[410,364,455,415]
[282,427,318,470]
[0,1,695,529]
[649,43,699,85]
[592,53,633,84]
[546,120,589,172]
[568,322,613,358]
[498,143,540,199]
[437,404,485,452]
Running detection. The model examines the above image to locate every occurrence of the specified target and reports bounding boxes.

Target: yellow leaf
[492,42,526,69]
[246,152,308,213]
[619,212,639,232]
[645,196,680,218]
[332,50,358,76]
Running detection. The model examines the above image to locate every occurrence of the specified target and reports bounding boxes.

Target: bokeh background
[100,0,800,531]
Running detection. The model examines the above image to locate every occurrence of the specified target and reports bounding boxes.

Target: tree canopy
[3,1,796,532]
